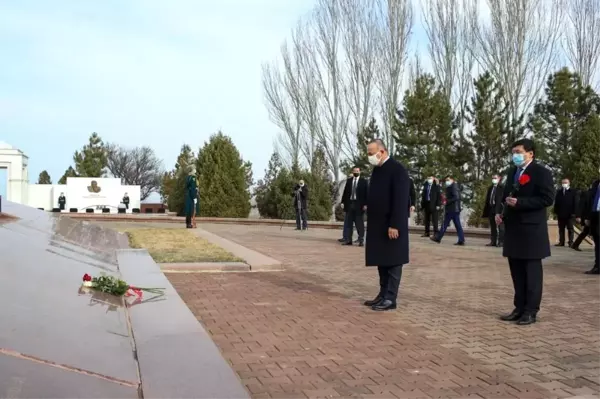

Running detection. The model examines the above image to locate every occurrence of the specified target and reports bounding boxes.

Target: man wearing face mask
[430,175,465,245]
[495,139,555,325]
[579,177,600,275]
[340,167,368,246]
[553,178,578,247]
[420,176,441,237]
[482,174,505,247]
[293,179,308,230]
[363,139,409,311]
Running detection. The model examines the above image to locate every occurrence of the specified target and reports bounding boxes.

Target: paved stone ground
[165,224,600,399]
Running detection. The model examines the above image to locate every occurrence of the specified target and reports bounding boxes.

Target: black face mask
[353,173,359,177]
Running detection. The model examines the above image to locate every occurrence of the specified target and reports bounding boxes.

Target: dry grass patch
[126,228,242,263]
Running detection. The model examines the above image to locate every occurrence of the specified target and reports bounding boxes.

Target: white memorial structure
[0,141,140,212]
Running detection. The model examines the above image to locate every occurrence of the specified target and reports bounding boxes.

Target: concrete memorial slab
[0,200,249,398]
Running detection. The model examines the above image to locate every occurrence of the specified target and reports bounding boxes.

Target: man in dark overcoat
[58,192,66,211]
[579,178,600,274]
[495,139,555,325]
[340,167,368,246]
[482,174,505,246]
[420,176,441,237]
[363,139,409,311]
[553,178,578,247]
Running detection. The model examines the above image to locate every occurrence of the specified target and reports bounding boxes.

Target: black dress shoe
[454,242,465,246]
[554,243,564,247]
[338,238,346,242]
[585,267,600,275]
[341,241,352,246]
[571,246,581,251]
[500,309,523,321]
[497,242,504,247]
[357,241,364,247]
[516,314,537,325]
[372,299,396,311]
[485,243,496,247]
[363,296,382,306]
[430,236,441,243]
[421,233,430,237]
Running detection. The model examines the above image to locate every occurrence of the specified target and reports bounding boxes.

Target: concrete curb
[194,228,284,271]
[159,262,250,272]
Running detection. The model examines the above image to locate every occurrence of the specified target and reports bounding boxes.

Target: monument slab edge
[116,249,250,399]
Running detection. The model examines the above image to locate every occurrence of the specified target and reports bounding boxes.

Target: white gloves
[194,199,197,204]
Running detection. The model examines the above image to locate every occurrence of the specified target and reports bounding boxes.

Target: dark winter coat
[184,175,197,217]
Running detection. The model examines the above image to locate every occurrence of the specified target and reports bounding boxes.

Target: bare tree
[374,0,414,150]
[422,0,459,101]
[455,0,476,127]
[563,0,600,89]
[106,144,163,200]
[339,0,379,157]
[305,0,350,181]
[470,0,564,137]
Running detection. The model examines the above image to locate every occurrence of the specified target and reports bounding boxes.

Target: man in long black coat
[340,167,368,246]
[496,139,555,325]
[363,139,409,311]
[420,176,441,237]
[292,179,308,230]
[553,178,578,247]
[579,178,600,274]
[482,174,505,246]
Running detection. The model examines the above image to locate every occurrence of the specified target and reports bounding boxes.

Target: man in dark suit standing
[293,179,308,230]
[580,178,600,274]
[431,175,465,245]
[122,192,130,210]
[363,139,409,312]
[572,185,592,251]
[553,178,578,247]
[340,167,368,246]
[496,139,555,325]
[482,174,505,247]
[58,192,66,211]
[420,176,441,237]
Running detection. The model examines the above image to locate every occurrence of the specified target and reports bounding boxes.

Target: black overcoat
[365,158,410,267]
[482,184,504,218]
[553,188,578,219]
[496,161,555,259]
[341,177,368,209]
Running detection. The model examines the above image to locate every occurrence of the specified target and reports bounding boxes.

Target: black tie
[351,178,357,200]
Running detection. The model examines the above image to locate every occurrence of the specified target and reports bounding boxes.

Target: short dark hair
[445,174,453,179]
[511,138,536,155]
[369,139,387,151]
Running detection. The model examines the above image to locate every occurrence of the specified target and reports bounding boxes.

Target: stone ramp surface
[0,201,139,397]
[0,202,249,398]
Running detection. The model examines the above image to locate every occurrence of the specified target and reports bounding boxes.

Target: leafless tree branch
[106,144,163,200]
[563,0,600,89]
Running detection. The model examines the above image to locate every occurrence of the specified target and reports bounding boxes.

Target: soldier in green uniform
[184,167,197,228]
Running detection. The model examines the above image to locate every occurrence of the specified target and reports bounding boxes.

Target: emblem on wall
[87,180,102,193]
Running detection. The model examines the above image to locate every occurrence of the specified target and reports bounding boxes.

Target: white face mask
[299,183,304,187]
[562,184,569,189]
[368,153,380,166]
[445,180,452,187]
[492,179,498,185]
[426,179,433,184]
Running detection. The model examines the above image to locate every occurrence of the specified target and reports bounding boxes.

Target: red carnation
[83,273,92,282]
[518,174,530,186]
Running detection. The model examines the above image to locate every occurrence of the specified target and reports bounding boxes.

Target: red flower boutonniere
[518,174,531,186]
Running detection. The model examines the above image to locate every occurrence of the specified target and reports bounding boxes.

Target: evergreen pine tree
[528,68,599,184]
[393,73,454,183]
[569,108,600,189]
[305,146,333,221]
[73,132,108,177]
[162,145,195,215]
[37,170,52,184]
[255,152,286,219]
[196,132,251,218]
[58,166,77,184]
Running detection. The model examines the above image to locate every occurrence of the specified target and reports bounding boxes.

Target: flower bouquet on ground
[82,273,165,299]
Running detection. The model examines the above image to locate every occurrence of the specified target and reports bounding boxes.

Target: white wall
[0,143,28,204]
[28,180,141,212]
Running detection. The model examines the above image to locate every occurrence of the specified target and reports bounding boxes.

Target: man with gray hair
[363,139,410,311]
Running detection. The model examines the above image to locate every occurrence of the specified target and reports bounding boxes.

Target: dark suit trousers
[557,217,575,244]
[591,219,599,268]
[345,201,365,241]
[423,206,438,234]
[377,265,403,303]
[508,258,543,314]
[185,215,191,226]
[572,225,590,249]
[341,211,352,239]
[295,208,307,229]
[488,214,505,245]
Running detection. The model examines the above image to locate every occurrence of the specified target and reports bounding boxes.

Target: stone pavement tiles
[167,224,600,399]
